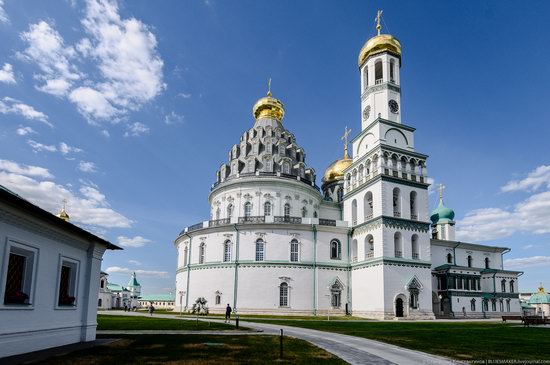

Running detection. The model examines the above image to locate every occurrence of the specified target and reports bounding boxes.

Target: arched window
[375,60,383,83]
[330,239,341,260]
[467,255,473,268]
[255,239,265,261]
[364,191,373,219]
[313,211,318,218]
[284,203,291,217]
[282,162,290,174]
[223,241,231,262]
[244,202,252,218]
[491,299,496,311]
[301,207,307,218]
[509,280,515,293]
[483,299,488,312]
[199,242,206,264]
[98,298,102,307]
[248,159,255,172]
[390,59,395,82]
[215,208,221,220]
[337,188,343,202]
[290,239,299,262]
[485,257,490,269]
[411,234,419,259]
[100,279,105,289]
[264,201,272,216]
[393,188,401,217]
[215,295,221,305]
[183,246,189,266]
[366,235,374,259]
[410,191,417,220]
[351,199,357,225]
[499,299,504,312]
[279,282,289,307]
[363,67,369,89]
[447,253,453,264]
[506,299,511,312]
[330,283,342,308]
[227,204,233,218]
[394,232,402,258]
[471,299,476,311]
[501,279,506,292]
[351,239,358,262]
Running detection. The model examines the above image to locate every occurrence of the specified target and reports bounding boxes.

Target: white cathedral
[174,17,522,319]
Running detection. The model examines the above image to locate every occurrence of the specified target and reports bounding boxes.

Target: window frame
[255,239,265,262]
[199,243,206,264]
[279,282,289,307]
[55,255,80,310]
[223,241,232,262]
[1,239,39,309]
[330,239,341,260]
[290,240,300,262]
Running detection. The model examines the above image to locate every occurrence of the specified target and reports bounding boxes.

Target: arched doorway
[395,298,404,317]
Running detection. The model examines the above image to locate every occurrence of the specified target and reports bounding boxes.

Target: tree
[191,297,209,315]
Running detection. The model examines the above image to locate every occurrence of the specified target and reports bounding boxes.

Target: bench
[523,316,549,327]
[501,315,523,322]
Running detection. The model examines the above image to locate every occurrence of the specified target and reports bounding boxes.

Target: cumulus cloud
[124,122,149,137]
[69,86,118,121]
[0,63,15,84]
[19,21,81,96]
[117,235,152,248]
[0,97,52,127]
[59,142,83,155]
[105,266,168,278]
[501,166,550,193]
[504,256,550,270]
[0,159,53,178]
[128,259,142,266]
[16,126,37,136]
[457,165,550,241]
[0,0,8,24]
[0,159,132,228]
[164,111,184,125]
[78,161,97,173]
[27,140,82,155]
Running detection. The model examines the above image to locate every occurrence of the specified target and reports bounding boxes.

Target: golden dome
[57,207,70,222]
[358,34,401,68]
[323,156,352,184]
[252,91,285,121]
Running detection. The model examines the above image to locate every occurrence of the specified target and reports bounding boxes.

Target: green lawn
[97,314,241,331]
[247,319,550,361]
[36,335,346,364]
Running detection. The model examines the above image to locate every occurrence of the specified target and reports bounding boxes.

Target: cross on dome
[375,10,383,35]
[341,126,351,159]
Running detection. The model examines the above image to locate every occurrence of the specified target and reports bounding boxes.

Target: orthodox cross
[62,199,67,210]
[437,184,445,200]
[375,10,383,35]
[341,126,351,158]
[267,78,272,97]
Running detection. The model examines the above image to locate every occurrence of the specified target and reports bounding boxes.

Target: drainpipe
[184,233,192,310]
[452,241,461,266]
[233,224,240,313]
[347,228,353,315]
[312,224,317,316]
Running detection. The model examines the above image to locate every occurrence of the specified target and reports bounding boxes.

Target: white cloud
[176,92,191,99]
[19,21,81,97]
[105,266,169,278]
[0,159,53,178]
[504,256,550,270]
[59,142,83,155]
[16,126,37,136]
[0,0,8,24]
[128,259,142,266]
[101,129,110,137]
[501,166,550,193]
[0,63,15,84]
[0,97,52,127]
[27,139,57,153]
[78,161,97,173]
[0,160,132,228]
[69,86,118,121]
[522,244,535,250]
[117,235,152,248]
[164,111,184,125]
[124,122,149,137]
[457,165,550,241]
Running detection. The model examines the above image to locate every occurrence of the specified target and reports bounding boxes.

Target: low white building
[0,186,120,358]
[98,272,141,309]
[138,294,176,310]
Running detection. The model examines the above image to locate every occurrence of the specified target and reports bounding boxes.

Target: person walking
[225,304,232,323]
[149,304,155,316]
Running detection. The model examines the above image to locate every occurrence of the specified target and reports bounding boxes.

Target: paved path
[99,311,460,365]
[98,330,265,335]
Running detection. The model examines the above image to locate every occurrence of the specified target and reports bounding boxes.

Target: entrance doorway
[396,298,404,317]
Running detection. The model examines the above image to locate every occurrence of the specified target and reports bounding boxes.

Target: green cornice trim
[442,291,519,299]
[351,257,431,271]
[351,216,430,235]
[342,174,429,202]
[177,260,350,273]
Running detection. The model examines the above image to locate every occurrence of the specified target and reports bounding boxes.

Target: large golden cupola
[358,10,402,68]
[252,79,285,122]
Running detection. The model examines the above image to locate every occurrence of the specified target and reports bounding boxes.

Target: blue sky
[0,0,549,294]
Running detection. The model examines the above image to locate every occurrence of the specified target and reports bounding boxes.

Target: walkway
[99,311,460,365]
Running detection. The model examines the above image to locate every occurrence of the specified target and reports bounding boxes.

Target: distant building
[97,272,141,309]
[521,285,550,317]
[138,294,176,310]
[0,186,121,358]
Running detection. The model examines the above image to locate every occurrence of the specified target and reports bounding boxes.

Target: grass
[246,319,550,361]
[97,314,243,331]
[36,335,346,364]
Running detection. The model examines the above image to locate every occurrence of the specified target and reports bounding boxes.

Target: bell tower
[359,10,402,129]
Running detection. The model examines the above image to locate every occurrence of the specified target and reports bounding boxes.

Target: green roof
[106,283,125,292]
[128,272,140,287]
[527,287,550,304]
[430,198,455,224]
[139,294,175,302]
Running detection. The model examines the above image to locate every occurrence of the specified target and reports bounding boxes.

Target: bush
[191,297,209,315]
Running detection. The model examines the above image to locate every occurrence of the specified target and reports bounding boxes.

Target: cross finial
[375,10,383,36]
[62,199,67,210]
[267,78,272,97]
[341,126,351,159]
[437,184,445,201]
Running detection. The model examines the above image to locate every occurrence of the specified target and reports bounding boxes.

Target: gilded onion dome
[57,200,70,222]
[252,90,285,121]
[358,10,402,68]
[323,127,352,185]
